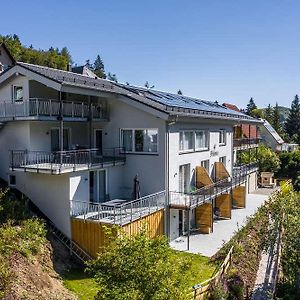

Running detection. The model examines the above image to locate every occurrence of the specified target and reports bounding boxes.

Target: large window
[195,130,208,150]
[179,131,194,151]
[13,86,23,101]
[180,130,209,153]
[121,129,158,153]
[219,129,226,145]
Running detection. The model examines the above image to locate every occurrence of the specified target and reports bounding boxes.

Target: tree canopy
[285,95,300,144]
[0,34,72,70]
[245,97,257,116]
[86,228,191,300]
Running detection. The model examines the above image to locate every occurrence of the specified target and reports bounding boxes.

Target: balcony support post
[59,91,64,165]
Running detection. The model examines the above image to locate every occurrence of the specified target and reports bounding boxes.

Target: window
[219,129,226,145]
[121,129,158,153]
[8,175,16,187]
[180,130,209,153]
[179,131,194,151]
[195,130,208,150]
[201,159,210,172]
[13,86,23,101]
[219,156,226,167]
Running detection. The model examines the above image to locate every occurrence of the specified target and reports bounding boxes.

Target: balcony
[233,163,258,176]
[10,148,125,174]
[169,169,248,209]
[0,98,108,121]
[233,138,260,150]
[70,191,166,225]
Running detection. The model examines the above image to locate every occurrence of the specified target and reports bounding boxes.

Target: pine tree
[93,55,106,78]
[245,97,257,116]
[177,89,183,95]
[264,104,273,123]
[285,95,300,143]
[271,102,282,134]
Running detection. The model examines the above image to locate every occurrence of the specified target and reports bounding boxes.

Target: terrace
[0,98,108,121]
[9,148,125,174]
[70,191,166,226]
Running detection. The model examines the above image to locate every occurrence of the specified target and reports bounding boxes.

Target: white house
[0,44,261,256]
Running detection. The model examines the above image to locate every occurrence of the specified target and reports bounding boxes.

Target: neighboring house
[281,143,298,152]
[258,119,284,152]
[0,44,261,257]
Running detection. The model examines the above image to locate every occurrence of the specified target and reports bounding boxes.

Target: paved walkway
[170,188,275,257]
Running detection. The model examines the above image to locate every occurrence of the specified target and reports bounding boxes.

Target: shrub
[87,227,191,300]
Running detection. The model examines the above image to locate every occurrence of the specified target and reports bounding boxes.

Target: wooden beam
[215,194,231,219]
[195,203,213,234]
[232,186,246,208]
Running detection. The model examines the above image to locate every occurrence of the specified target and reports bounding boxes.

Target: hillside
[0,184,77,299]
[262,105,289,122]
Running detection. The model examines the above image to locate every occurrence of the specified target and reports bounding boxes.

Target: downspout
[165,115,178,240]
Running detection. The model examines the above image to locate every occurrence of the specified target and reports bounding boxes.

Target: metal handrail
[169,169,248,208]
[233,138,261,147]
[70,190,166,225]
[0,98,108,120]
[10,147,126,173]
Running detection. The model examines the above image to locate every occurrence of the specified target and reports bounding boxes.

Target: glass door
[89,170,106,203]
[179,164,190,193]
[51,128,69,151]
[94,129,103,155]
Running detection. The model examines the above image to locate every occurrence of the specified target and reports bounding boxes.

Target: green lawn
[170,250,218,287]
[62,251,217,299]
[63,268,98,300]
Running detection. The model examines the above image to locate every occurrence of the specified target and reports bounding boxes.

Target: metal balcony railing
[233,138,260,148]
[169,170,248,209]
[10,147,125,174]
[233,163,258,177]
[70,191,166,225]
[0,98,108,120]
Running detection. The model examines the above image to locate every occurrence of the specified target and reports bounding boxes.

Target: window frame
[219,129,226,146]
[8,174,16,187]
[201,159,210,173]
[179,129,209,154]
[120,128,159,154]
[12,85,24,102]
[179,130,195,153]
[195,130,209,151]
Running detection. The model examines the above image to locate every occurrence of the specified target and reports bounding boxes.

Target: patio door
[51,128,70,151]
[179,164,190,193]
[94,129,103,155]
[90,170,106,203]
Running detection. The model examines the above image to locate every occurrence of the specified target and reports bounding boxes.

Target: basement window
[8,175,16,187]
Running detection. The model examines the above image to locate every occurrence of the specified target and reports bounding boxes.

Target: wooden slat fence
[189,246,234,300]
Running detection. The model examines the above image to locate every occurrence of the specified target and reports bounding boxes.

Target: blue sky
[2,0,300,108]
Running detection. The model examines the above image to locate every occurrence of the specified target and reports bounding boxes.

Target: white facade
[0,55,259,240]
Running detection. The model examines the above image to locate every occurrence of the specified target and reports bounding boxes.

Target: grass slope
[63,251,217,300]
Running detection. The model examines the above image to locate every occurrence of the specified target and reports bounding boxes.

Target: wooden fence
[189,246,234,300]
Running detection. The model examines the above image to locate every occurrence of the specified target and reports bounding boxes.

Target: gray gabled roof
[117,84,260,123]
[17,62,118,93]
[2,61,260,123]
[260,119,284,144]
